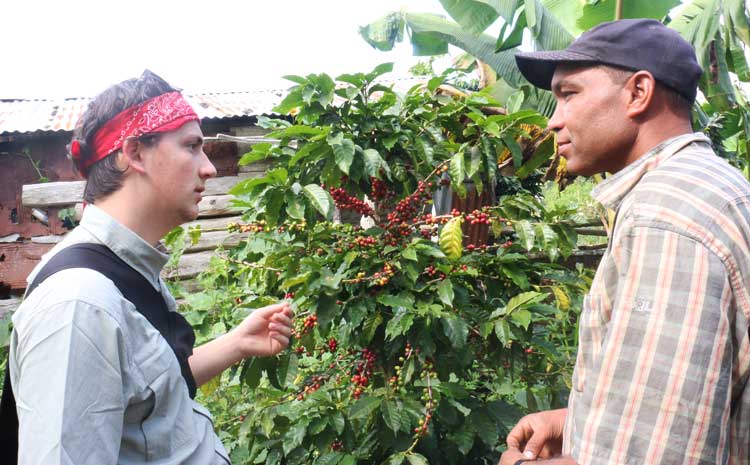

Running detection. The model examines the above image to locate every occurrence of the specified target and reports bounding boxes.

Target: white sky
[0,0,450,99]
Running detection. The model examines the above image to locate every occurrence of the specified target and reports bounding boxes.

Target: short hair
[599,65,693,118]
[70,70,176,203]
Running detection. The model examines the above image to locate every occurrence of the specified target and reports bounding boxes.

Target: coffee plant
[169,65,594,465]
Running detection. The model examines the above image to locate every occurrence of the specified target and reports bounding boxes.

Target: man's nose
[200,151,217,179]
[547,102,564,132]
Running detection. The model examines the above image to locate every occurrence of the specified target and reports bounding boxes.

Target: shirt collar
[78,204,169,290]
[591,132,712,211]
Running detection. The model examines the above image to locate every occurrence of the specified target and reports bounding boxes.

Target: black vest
[0,243,197,462]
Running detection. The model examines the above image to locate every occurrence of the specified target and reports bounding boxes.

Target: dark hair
[70,70,177,203]
[599,65,693,119]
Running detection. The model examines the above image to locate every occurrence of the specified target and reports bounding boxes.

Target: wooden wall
[0,129,271,315]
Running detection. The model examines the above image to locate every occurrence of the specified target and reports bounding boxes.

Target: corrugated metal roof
[0,90,287,135]
[0,78,427,136]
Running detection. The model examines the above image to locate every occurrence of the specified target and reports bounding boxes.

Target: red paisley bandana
[77,92,199,176]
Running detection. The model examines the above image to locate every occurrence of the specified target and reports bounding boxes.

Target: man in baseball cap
[499,19,750,465]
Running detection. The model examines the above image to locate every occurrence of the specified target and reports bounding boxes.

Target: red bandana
[76,91,199,176]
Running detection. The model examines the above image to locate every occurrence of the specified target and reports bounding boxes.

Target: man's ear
[624,70,656,119]
[121,137,147,174]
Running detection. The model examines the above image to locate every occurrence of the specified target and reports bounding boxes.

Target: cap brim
[514,50,598,90]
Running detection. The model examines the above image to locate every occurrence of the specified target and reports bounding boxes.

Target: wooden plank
[71,194,241,222]
[204,174,253,196]
[22,181,85,208]
[163,250,214,280]
[183,215,243,231]
[22,174,263,209]
[197,195,240,218]
[238,159,274,174]
[184,230,246,253]
[0,297,21,318]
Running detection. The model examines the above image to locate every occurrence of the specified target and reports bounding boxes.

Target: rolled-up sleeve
[12,300,126,465]
[567,225,734,465]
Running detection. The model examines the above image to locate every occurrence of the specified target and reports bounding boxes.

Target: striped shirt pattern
[562,133,750,465]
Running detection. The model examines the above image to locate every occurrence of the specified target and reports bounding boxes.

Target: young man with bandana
[2,71,294,464]
[499,19,750,465]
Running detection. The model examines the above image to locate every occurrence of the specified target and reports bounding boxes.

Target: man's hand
[499,447,527,465]
[231,302,294,358]
[503,408,567,462]
[189,302,294,387]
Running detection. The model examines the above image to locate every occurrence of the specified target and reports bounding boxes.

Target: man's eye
[561,91,576,100]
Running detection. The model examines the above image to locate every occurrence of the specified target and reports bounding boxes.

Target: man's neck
[93,193,174,246]
[620,119,694,171]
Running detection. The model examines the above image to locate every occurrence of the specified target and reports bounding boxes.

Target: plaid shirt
[563,133,750,465]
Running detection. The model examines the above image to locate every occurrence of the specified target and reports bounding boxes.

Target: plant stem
[615,0,623,20]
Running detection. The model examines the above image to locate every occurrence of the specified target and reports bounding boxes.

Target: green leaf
[270,124,327,139]
[340,456,357,465]
[273,86,304,114]
[496,9,527,52]
[404,12,524,86]
[505,291,548,314]
[514,220,536,251]
[229,176,274,196]
[402,246,418,261]
[286,194,306,220]
[516,133,555,179]
[378,292,415,308]
[385,308,415,341]
[328,133,356,175]
[0,313,12,348]
[359,12,405,51]
[501,134,523,169]
[467,145,482,179]
[368,62,395,81]
[436,279,454,306]
[283,421,307,455]
[411,30,450,55]
[536,223,558,261]
[449,151,466,196]
[331,411,346,434]
[480,136,497,182]
[521,0,574,50]
[349,396,382,420]
[363,312,383,344]
[303,184,334,220]
[384,453,406,465]
[242,357,264,389]
[501,265,529,290]
[381,400,403,434]
[238,143,274,166]
[363,148,390,178]
[406,453,429,465]
[415,136,435,166]
[316,453,344,465]
[276,353,298,388]
[494,319,512,347]
[511,308,532,330]
[544,0,678,37]
[442,315,469,348]
[439,0,501,34]
[439,216,464,261]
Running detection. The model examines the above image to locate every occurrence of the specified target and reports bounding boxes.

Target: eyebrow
[185,134,204,145]
[551,79,576,95]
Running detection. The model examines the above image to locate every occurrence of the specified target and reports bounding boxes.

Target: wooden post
[615,0,623,20]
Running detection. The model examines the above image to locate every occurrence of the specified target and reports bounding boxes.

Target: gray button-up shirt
[10,205,230,465]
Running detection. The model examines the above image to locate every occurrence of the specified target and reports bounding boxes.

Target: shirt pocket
[572,292,609,393]
[192,402,231,465]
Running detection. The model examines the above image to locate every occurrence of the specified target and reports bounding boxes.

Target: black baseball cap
[515,19,703,103]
